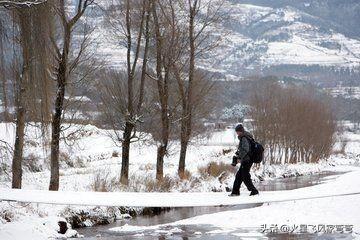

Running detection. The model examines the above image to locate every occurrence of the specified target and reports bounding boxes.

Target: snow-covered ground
[110,169,360,238]
[0,122,358,191]
[0,122,359,239]
[326,86,360,100]
[0,217,81,240]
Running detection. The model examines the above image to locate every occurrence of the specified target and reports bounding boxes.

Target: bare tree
[102,0,151,185]
[49,0,94,191]
[7,0,55,188]
[176,0,224,178]
[0,0,47,8]
[0,12,10,121]
[11,8,31,188]
[149,0,198,181]
[150,0,171,181]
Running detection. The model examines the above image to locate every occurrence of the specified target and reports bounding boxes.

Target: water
[78,172,348,240]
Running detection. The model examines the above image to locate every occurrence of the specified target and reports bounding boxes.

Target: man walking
[229,124,259,196]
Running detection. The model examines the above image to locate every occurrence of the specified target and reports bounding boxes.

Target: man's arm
[236,137,250,162]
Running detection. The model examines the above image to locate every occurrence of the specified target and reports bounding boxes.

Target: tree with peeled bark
[49,0,94,191]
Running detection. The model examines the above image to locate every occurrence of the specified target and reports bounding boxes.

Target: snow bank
[1,184,360,207]
[110,169,360,237]
[0,122,359,239]
[0,216,81,240]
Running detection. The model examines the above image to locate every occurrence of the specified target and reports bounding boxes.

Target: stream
[77,171,348,240]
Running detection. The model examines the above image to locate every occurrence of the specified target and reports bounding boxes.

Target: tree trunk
[156,145,165,181]
[151,2,170,181]
[49,26,70,191]
[49,83,65,190]
[12,9,31,189]
[0,25,9,121]
[119,0,135,186]
[156,106,169,180]
[136,0,150,113]
[178,112,188,177]
[178,2,196,178]
[120,121,133,185]
[12,92,26,189]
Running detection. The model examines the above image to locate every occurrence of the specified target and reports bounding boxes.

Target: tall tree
[151,0,169,181]
[150,0,185,180]
[0,0,47,8]
[49,0,94,191]
[177,0,223,178]
[102,0,151,185]
[11,8,31,188]
[9,1,54,188]
[0,12,9,121]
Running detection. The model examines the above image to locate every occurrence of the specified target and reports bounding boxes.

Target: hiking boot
[249,190,259,196]
[228,193,240,197]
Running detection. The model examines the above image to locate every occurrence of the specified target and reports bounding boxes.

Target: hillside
[88,0,360,85]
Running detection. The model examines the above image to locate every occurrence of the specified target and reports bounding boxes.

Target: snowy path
[2,170,359,240]
[1,187,360,207]
[107,169,360,237]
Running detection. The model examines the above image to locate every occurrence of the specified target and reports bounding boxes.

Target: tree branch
[0,0,47,8]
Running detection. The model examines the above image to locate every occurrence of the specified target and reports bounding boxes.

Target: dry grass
[59,151,73,167]
[112,151,119,158]
[333,137,348,155]
[24,153,42,172]
[0,209,14,222]
[222,148,232,155]
[178,169,192,180]
[91,171,117,192]
[198,161,235,179]
[128,174,176,192]
[145,175,175,192]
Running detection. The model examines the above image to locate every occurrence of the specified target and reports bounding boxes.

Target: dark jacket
[235,131,253,164]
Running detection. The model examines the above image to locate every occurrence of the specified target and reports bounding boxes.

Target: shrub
[222,148,232,155]
[144,175,175,192]
[250,82,336,164]
[91,171,115,192]
[24,153,42,172]
[112,151,119,158]
[178,169,192,180]
[127,174,176,192]
[59,151,74,167]
[198,161,235,178]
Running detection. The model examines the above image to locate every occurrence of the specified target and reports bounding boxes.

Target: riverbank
[108,169,360,239]
[0,123,359,239]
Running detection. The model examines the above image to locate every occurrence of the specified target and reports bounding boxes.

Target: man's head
[235,124,244,137]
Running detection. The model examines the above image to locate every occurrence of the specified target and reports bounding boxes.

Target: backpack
[243,136,264,164]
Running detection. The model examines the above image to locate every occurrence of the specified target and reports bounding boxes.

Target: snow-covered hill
[201,2,360,80]
[87,1,360,82]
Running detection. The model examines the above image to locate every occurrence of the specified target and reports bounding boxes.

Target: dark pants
[232,161,257,194]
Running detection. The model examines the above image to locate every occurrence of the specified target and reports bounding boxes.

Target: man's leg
[240,162,258,193]
[231,169,242,195]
